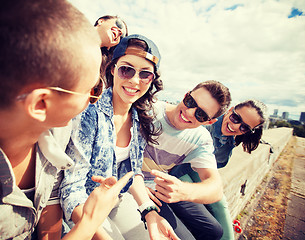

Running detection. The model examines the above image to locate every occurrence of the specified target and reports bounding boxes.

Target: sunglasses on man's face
[115,64,155,84]
[17,78,103,104]
[183,92,211,122]
[229,109,254,133]
[48,78,103,104]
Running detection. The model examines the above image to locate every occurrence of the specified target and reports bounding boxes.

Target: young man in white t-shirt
[142,80,232,240]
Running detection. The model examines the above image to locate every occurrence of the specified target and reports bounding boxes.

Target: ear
[207,118,218,125]
[111,65,115,76]
[97,19,105,26]
[202,118,217,126]
[24,89,51,122]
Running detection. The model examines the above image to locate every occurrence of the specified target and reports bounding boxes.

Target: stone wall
[219,127,293,219]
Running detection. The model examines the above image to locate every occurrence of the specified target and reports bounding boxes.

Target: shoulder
[153,100,167,118]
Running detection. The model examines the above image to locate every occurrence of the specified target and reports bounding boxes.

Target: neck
[164,103,176,126]
[112,94,132,116]
[0,111,43,165]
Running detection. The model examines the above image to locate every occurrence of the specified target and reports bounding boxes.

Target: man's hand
[82,172,134,226]
[150,170,189,203]
[146,211,180,240]
[146,186,162,207]
[64,172,134,240]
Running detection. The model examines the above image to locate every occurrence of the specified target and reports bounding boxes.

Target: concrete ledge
[219,127,293,219]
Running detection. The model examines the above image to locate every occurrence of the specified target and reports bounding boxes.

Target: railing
[219,127,293,219]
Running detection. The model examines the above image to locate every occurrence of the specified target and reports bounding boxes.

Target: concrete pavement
[283,137,305,240]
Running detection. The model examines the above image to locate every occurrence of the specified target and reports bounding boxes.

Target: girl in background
[170,99,268,240]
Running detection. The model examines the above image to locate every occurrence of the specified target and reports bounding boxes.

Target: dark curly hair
[104,38,163,144]
[234,99,268,153]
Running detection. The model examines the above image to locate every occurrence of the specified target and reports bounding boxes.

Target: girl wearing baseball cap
[60,34,182,240]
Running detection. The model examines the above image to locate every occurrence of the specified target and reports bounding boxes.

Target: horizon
[69,0,305,120]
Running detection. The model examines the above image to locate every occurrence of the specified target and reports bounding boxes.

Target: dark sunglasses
[115,64,155,84]
[183,92,211,122]
[229,109,254,133]
[115,18,126,38]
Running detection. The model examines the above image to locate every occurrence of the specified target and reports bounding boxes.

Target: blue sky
[69,0,305,120]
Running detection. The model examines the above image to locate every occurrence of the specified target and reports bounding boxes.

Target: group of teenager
[0,0,268,240]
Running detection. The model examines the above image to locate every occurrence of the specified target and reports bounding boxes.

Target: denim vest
[205,114,235,168]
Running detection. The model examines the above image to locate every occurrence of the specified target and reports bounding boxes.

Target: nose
[128,72,141,84]
[185,107,196,119]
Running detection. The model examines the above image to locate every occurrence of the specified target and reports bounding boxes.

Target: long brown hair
[234,100,268,153]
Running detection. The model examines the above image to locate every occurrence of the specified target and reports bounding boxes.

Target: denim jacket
[0,126,73,240]
[60,87,146,222]
[205,114,235,168]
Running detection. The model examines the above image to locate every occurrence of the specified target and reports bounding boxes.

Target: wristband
[138,200,155,213]
[138,205,158,229]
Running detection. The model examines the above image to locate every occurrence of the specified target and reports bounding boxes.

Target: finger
[153,190,170,203]
[167,228,180,240]
[110,171,134,193]
[147,187,162,207]
[103,176,118,188]
[147,191,161,210]
[151,170,175,183]
[154,177,170,189]
[91,175,106,183]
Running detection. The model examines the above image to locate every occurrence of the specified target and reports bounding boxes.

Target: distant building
[300,112,305,123]
[288,119,301,125]
[282,112,289,120]
[273,109,278,116]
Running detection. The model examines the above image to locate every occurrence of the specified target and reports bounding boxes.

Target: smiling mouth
[123,87,139,94]
[227,123,235,133]
[180,111,191,123]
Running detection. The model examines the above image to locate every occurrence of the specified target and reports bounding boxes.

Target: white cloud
[69,0,305,119]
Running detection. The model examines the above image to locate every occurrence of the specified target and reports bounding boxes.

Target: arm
[62,172,133,240]
[151,168,223,204]
[71,204,113,240]
[60,108,97,225]
[61,108,113,239]
[37,204,63,240]
[129,175,180,240]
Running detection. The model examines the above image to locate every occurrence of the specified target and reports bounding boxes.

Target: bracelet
[138,205,158,229]
[138,200,155,213]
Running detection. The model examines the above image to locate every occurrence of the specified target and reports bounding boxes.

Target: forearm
[71,204,112,240]
[62,214,99,240]
[186,168,223,204]
[181,178,223,204]
[129,174,152,205]
[37,204,63,240]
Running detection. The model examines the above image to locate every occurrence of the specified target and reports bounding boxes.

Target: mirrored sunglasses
[115,18,126,38]
[229,109,254,133]
[183,92,211,122]
[115,64,155,84]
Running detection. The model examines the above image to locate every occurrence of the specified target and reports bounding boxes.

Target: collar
[38,125,74,170]
[0,149,15,197]
[96,87,139,122]
[212,114,235,145]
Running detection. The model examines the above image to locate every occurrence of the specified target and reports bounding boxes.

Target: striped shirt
[143,101,217,188]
